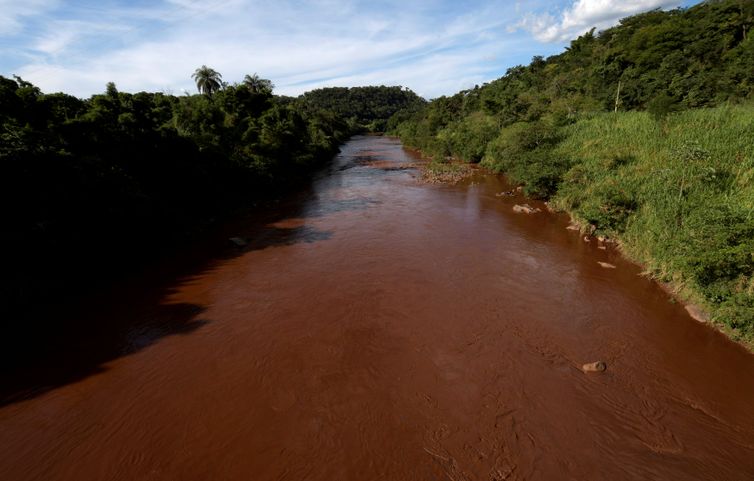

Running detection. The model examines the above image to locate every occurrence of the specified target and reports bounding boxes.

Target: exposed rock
[583,236,591,243]
[495,190,515,197]
[686,304,710,323]
[582,361,607,373]
[598,246,607,250]
[512,204,541,214]
[228,237,248,247]
[420,162,474,184]
[566,224,580,231]
[598,262,617,269]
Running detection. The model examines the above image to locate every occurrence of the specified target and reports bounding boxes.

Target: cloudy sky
[1,0,698,99]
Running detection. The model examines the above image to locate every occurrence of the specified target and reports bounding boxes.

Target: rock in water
[597,262,617,269]
[685,304,710,323]
[582,361,607,373]
[228,237,248,247]
[512,204,541,214]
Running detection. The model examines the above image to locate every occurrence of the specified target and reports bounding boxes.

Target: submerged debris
[512,204,541,214]
[582,361,607,373]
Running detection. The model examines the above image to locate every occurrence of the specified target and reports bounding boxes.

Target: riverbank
[395,104,754,348]
[548,106,754,347]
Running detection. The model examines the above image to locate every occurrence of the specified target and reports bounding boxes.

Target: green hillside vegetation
[296,86,426,132]
[0,73,412,327]
[389,0,754,341]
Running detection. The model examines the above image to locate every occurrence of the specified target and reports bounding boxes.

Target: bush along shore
[389,0,754,344]
[1,73,422,333]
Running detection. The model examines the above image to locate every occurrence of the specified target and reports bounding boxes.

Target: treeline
[0,73,412,324]
[295,86,426,132]
[389,0,754,341]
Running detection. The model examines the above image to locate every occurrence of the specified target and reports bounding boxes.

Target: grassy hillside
[549,106,754,340]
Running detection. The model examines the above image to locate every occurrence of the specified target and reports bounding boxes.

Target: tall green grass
[551,106,754,340]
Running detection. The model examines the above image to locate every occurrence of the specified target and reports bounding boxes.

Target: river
[2,135,754,480]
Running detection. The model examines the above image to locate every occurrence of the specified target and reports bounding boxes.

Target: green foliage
[482,121,569,198]
[392,0,754,152]
[192,65,223,96]
[574,182,639,233]
[297,85,425,133]
[0,73,362,323]
[243,73,274,95]
[388,0,754,341]
[647,92,678,121]
[442,112,499,163]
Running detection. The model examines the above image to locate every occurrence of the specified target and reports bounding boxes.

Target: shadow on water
[1,302,211,407]
[301,197,381,219]
[0,141,391,406]
[238,225,333,250]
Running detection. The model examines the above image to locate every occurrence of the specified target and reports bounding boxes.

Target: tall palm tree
[192,65,223,96]
[243,73,274,95]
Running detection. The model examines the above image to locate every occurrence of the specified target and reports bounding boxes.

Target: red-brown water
[2,135,754,480]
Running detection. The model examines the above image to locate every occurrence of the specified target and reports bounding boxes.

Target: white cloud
[33,20,128,56]
[10,0,542,98]
[517,0,681,42]
[0,0,58,35]
[5,0,582,98]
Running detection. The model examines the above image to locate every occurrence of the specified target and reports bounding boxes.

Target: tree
[192,65,223,96]
[106,82,118,98]
[243,74,274,95]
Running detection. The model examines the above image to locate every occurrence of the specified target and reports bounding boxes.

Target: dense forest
[0,72,420,330]
[389,0,754,341]
[295,86,426,132]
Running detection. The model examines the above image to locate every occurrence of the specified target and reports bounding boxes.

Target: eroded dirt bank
[1,136,753,481]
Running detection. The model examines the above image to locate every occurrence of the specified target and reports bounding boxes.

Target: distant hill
[297,85,426,132]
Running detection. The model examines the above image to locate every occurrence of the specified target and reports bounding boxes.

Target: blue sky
[1,0,699,99]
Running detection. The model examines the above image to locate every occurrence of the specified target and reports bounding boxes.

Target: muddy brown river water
[2,135,754,480]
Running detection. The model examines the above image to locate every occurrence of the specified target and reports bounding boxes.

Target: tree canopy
[393,0,754,154]
[243,74,275,95]
[192,65,223,96]
[297,85,426,132]
[1,70,417,331]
